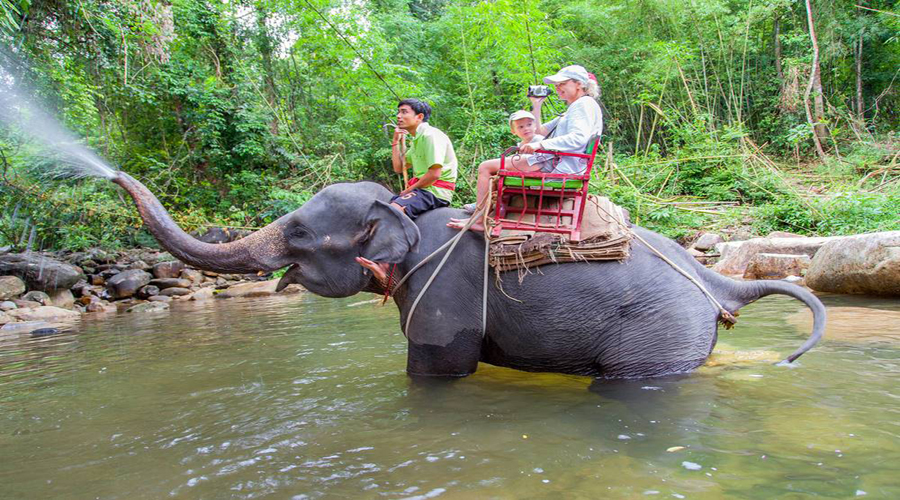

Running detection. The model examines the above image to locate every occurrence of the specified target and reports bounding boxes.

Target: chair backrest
[584,134,601,155]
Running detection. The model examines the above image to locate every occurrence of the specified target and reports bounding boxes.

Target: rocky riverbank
[0,247,303,334]
[2,229,897,334]
[684,229,899,296]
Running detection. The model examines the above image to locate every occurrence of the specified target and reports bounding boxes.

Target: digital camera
[527,85,551,98]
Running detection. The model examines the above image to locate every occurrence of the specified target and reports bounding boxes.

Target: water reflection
[0,292,898,499]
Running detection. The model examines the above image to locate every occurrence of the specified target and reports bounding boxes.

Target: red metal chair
[491,135,601,241]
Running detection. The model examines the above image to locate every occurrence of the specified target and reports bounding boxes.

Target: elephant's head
[113,173,420,298]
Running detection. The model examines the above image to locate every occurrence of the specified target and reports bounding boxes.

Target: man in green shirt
[388,99,458,219]
[356,99,458,283]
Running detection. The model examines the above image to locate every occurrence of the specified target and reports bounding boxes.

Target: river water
[1,292,898,499]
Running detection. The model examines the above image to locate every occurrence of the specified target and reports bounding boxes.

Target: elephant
[111,172,825,379]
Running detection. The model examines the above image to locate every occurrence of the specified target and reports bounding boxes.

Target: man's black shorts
[390,189,450,220]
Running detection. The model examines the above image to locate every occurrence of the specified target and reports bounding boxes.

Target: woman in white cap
[449,64,602,232]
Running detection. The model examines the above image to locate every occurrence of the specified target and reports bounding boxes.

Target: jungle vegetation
[0,0,898,251]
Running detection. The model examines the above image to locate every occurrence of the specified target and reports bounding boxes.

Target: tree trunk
[856,29,864,120]
[803,0,827,159]
[773,14,784,80]
[256,9,280,136]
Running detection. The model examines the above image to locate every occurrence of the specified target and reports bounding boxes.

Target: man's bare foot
[355,257,390,282]
[446,217,485,233]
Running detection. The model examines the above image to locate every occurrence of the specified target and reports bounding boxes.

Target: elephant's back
[482,246,719,378]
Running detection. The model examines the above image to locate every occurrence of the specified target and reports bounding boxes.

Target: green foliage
[1,0,898,252]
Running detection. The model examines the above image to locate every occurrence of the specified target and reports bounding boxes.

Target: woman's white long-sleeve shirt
[536,96,603,174]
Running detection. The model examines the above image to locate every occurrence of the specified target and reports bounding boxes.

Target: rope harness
[382,177,736,341]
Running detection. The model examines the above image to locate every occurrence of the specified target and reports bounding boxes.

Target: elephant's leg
[406,327,483,377]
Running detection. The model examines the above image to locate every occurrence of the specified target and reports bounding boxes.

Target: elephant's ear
[361,200,420,263]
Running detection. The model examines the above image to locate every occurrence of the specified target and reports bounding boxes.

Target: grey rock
[766,231,805,239]
[0,275,26,300]
[188,287,215,301]
[152,260,185,279]
[13,299,41,309]
[0,301,16,311]
[30,327,61,337]
[106,269,153,299]
[687,248,705,258]
[743,253,811,280]
[159,287,191,297]
[86,249,117,263]
[125,301,170,313]
[136,285,160,299]
[99,267,123,280]
[0,251,86,292]
[21,291,51,305]
[128,260,149,270]
[148,295,172,302]
[8,306,80,321]
[713,236,842,276]
[692,233,724,252]
[806,231,900,296]
[180,269,203,285]
[149,278,192,289]
[49,289,75,309]
[194,227,250,244]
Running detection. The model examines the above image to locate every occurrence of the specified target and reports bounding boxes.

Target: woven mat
[488,195,633,275]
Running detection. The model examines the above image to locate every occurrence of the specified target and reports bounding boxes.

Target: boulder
[0,301,16,311]
[159,287,191,297]
[180,269,203,285]
[85,248,117,264]
[128,260,149,271]
[0,254,86,291]
[106,269,153,299]
[713,236,843,276]
[136,285,159,299]
[0,276,25,300]
[194,227,250,244]
[743,253,811,280]
[188,287,215,301]
[766,231,805,239]
[692,233,724,252]
[13,299,41,309]
[687,248,705,258]
[806,231,900,296]
[216,279,281,298]
[0,275,26,300]
[49,289,75,309]
[148,295,172,303]
[126,301,170,313]
[21,291,51,305]
[152,261,185,279]
[149,278,192,290]
[8,306,80,322]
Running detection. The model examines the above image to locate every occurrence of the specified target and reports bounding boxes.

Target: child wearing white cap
[460,110,545,214]
[508,110,545,148]
[449,64,602,232]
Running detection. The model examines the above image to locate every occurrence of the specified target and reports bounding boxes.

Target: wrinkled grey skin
[113,174,825,379]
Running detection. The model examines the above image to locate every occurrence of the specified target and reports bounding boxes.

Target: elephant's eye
[290,226,312,244]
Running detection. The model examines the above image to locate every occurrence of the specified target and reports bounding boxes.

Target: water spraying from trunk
[0,66,118,180]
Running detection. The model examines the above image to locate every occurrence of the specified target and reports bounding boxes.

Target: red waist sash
[407,177,456,191]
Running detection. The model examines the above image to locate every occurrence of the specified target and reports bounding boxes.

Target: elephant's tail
[736,280,826,363]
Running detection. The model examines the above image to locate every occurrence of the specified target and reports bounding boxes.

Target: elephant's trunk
[734,279,826,363]
[112,172,291,274]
